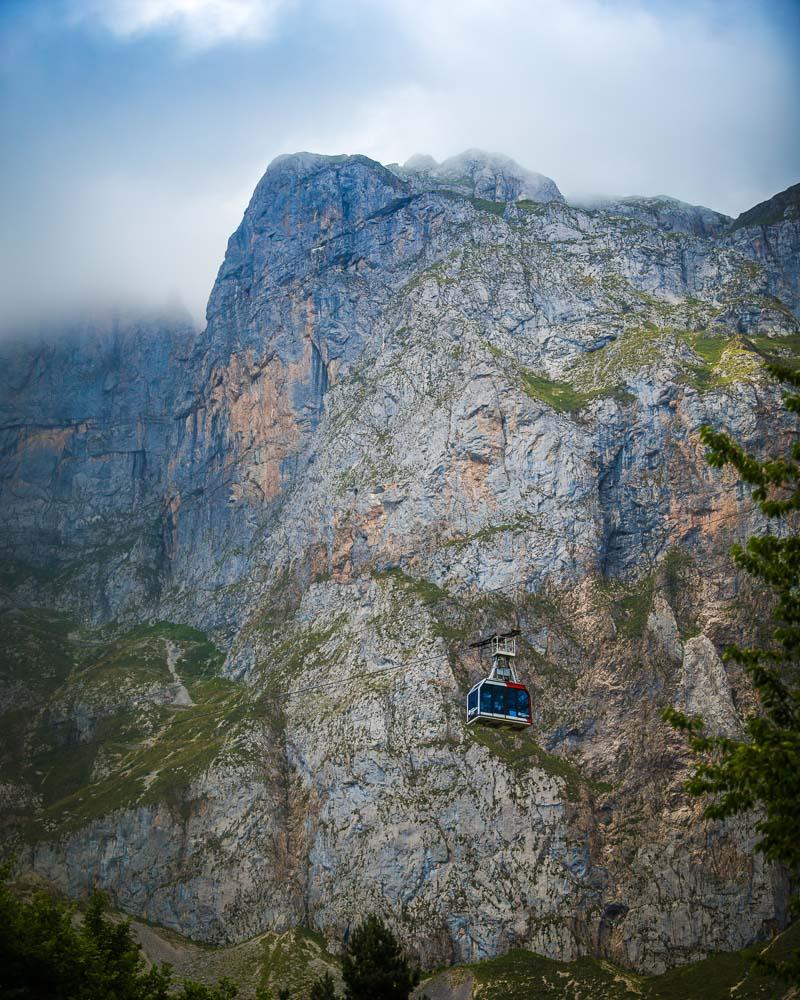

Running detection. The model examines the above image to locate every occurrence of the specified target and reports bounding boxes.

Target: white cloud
[69,0,288,48]
[1,0,796,330]
[309,0,799,214]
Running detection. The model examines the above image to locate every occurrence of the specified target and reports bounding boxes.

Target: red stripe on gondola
[506,681,527,690]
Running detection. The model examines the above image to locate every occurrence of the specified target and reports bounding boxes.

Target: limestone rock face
[0,154,798,976]
[676,635,742,738]
[646,594,682,662]
[0,311,195,619]
[722,213,800,317]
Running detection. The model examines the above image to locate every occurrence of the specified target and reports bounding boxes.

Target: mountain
[1,152,798,983]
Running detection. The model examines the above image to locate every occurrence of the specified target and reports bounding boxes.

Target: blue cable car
[466,630,532,727]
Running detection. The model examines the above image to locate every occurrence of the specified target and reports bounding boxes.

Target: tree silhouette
[0,868,239,999]
[309,970,338,999]
[341,915,419,1000]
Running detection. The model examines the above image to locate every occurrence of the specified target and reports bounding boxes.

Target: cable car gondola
[466,629,531,727]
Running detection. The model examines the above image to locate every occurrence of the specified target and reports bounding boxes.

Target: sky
[0,0,798,331]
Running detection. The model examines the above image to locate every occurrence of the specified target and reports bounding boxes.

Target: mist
[1,0,798,332]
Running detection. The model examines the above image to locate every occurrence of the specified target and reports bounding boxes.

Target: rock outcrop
[0,152,798,977]
[577,194,731,238]
[394,149,565,204]
[676,634,742,738]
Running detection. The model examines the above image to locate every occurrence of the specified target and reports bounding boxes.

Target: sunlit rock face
[0,152,798,974]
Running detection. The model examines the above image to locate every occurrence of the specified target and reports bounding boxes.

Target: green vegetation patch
[514,199,547,213]
[516,315,800,414]
[399,256,459,295]
[644,921,800,998]
[517,324,669,414]
[0,608,77,696]
[519,370,635,413]
[467,727,610,800]
[0,609,83,799]
[468,947,640,999]
[702,339,762,386]
[0,608,246,838]
[258,927,341,999]
[122,621,225,683]
[609,575,656,642]
[443,514,536,550]
[576,323,664,382]
[684,333,729,367]
[749,332,800,365]
[32,676,249,834]
[424,921,799,999]
[680,329,800,391]
[520,372,596,413]
[468,197,507,217]
[373,567,468,643]
[259,615,348,695]
[66,636,171,699]
[658,549,701,640]
[0,559,58,591]
[601,549,703,646]
[374,566,450,607]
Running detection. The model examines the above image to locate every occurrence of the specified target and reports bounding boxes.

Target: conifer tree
[341,915,419,1000]
[309,970,338,1000]
[0,869,239,999]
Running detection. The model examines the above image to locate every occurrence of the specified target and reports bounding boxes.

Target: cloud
[0,162,258,331]
[354,0,800,210]
[275,0,799,215]
[0,0,797,332]
[68,0,288,48]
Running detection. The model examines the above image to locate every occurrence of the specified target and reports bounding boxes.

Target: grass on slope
[0,609,77,699]
[516,315,800,414]
[516,322,666,414]
[0,610,243,837]
[467,949,641,999]
[421,922,799,999]
[32,677,250,835]
[259,927,341,999]
[520,372,613,414]
[121,896,800,1000]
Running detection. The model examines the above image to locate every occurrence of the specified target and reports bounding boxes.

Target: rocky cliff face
[0,151,798,979]
[0,311,195,619]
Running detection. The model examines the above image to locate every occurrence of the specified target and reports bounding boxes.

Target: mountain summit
[393,147,564,203]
